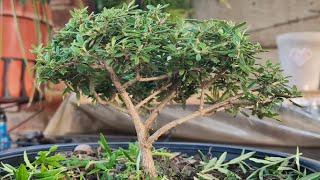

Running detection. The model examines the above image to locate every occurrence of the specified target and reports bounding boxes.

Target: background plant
[95,0,191,20]
[34,2,300,177]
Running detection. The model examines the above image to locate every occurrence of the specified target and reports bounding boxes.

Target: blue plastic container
[0,113,11,151]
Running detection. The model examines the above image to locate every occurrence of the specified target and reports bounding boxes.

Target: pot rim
[1,142,320,172]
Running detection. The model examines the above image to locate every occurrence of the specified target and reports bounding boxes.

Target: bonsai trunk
[104,63,157,177]
[136,131,157,177]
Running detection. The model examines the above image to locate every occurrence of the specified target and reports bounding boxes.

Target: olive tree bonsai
[34,3,299,177]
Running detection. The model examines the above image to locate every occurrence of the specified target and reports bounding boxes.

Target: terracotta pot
[0,0,52,103]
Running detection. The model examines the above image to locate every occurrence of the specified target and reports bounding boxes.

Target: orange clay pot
[0,0,52,103]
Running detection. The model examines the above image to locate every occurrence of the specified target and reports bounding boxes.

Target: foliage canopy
[35,3,299,120]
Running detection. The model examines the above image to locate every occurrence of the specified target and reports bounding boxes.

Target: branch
[145,90,176,130]
[148,95,241,144]
[123,74,169,89]
[89,81,128,114]
[199,85,205,111]
[103,62,146,134]
[147,85,265,144]
[139,75,169,82]
[135,83,172,110]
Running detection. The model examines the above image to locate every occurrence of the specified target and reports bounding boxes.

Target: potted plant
[1,3,319,179]
[0,0,52,103]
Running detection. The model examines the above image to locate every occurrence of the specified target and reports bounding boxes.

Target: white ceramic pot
[277,32,320,91]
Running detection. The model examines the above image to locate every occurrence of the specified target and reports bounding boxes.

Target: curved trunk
[104,63,157,177]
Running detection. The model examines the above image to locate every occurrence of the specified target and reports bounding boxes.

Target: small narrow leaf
[224,151,255,165]
[99,133,112,155]
[215,152,227,167]
[23,151,35,170]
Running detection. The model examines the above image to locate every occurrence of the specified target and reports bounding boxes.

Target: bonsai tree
[34,3,300,177]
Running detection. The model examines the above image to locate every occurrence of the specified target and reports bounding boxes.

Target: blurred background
[1,0,320,160]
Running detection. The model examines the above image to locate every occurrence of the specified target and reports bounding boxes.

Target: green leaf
[24,151,35,170]
[14,165,30,180]
[299,172,320,180]
[249,158,273,164]
[120,148,135,162]
[296,147,301,172]
[111,36,116,47]
[258,168,265,180]
[215,152,227,167]
[224,151,255,165]
[134,56,140,65]
[49,145,58,153]
[33,168,66,178]
[196,54,201,61]
[197,173,218,180]
[204,157,217,170]
[99,133,112,156]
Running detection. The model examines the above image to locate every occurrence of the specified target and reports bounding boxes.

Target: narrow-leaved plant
[34,2,300,177]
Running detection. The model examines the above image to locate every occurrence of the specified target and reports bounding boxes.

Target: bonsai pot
[0,0,52,103]
[1,142,320,173]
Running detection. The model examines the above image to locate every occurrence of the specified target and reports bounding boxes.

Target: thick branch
[103,63,146,131]
[148,95,241,144]
[145,90,176,130]
[135,83,172,110]
[103,62,158,176]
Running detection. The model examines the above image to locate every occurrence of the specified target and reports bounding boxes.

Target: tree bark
[139,138,157,178]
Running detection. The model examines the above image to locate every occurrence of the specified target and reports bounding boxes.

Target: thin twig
[139,75,169,82]
[123,74,169,89]
[135,83,172,110]
[145,90,176,130]
[199,85,205,111]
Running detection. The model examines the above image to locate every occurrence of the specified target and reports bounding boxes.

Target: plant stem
[145,90,176,130]
[135,83,172,110]
[103,62,157,177]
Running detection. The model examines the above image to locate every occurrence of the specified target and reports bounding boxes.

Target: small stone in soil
[74,144,94,155]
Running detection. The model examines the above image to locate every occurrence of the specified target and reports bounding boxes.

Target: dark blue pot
[0,142,319,172]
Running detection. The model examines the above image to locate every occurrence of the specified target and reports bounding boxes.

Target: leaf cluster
[196,148,314,180]
[95,0,191,20]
